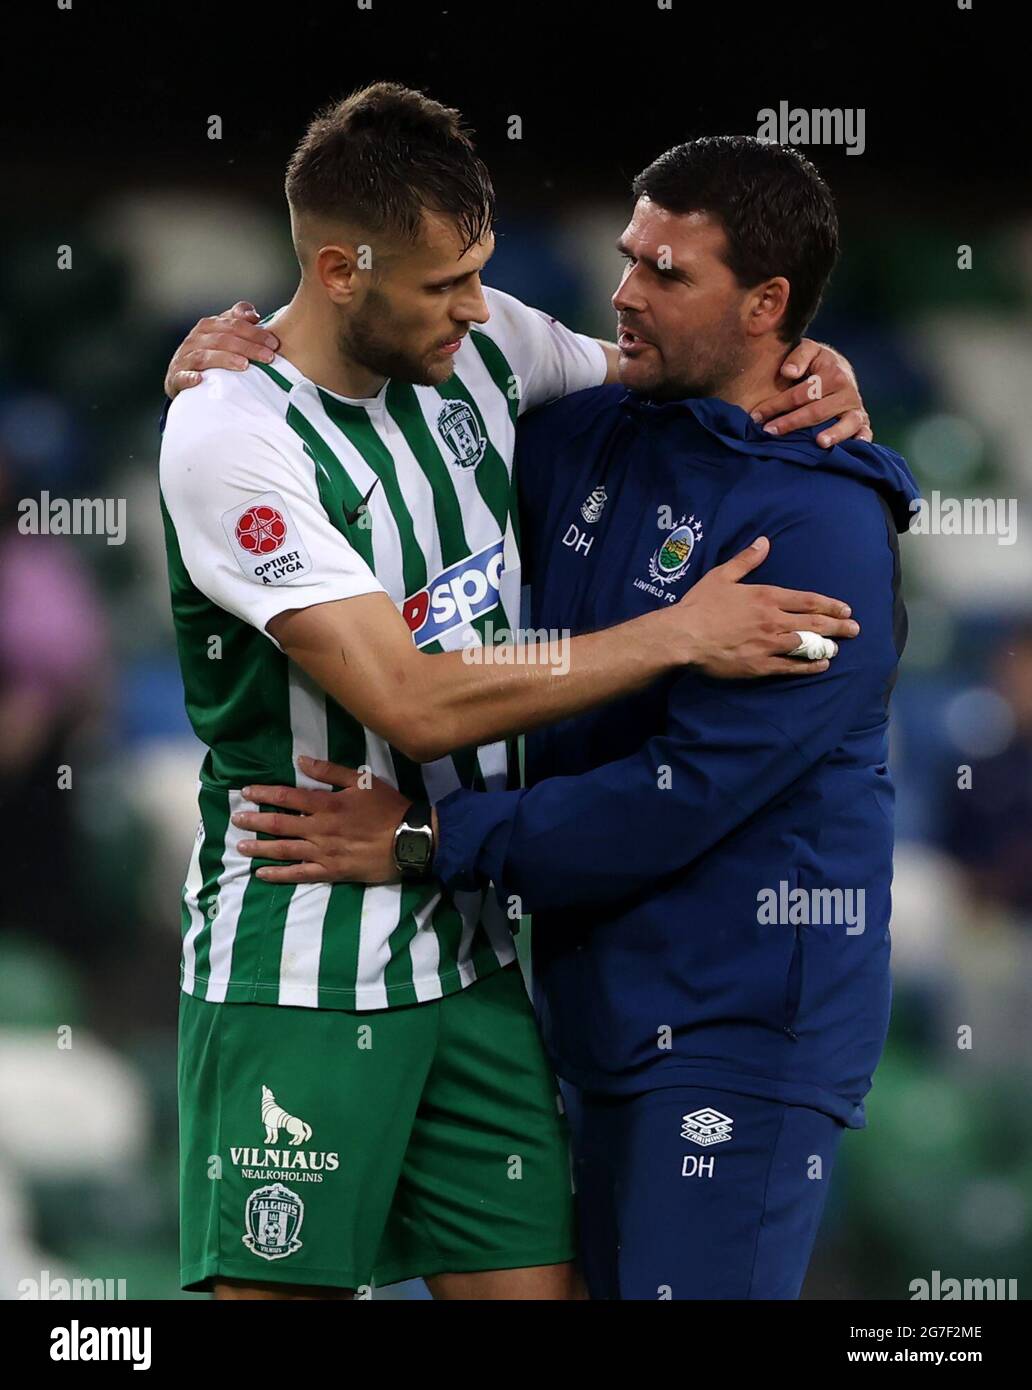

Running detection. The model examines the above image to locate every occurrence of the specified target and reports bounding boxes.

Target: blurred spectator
[0,449,110,957]
[942,625,1032,921]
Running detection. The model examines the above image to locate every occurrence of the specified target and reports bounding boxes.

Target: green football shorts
[178,962,575,1292]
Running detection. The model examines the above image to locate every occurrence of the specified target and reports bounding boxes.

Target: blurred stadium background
[0,1,1027,1300]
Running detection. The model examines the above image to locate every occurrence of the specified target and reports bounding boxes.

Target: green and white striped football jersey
[159,287,605,1011]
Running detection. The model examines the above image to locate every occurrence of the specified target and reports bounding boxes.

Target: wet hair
[285,81,494,255]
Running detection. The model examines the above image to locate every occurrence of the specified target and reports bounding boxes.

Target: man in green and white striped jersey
[161,83,862,1300]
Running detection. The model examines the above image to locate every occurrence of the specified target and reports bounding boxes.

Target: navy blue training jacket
[434,386,919,1127]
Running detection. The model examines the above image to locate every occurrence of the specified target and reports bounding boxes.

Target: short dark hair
[631,135,839,344]
[285,82,494,255]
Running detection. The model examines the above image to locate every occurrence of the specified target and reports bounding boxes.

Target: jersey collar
[258,314,391,413]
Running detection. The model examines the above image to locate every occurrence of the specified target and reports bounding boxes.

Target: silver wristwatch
[393,800,435,882]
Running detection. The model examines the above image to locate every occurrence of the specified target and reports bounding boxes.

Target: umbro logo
[680,1107,734,1147]
[343,478,379,527]
[580,486,607,523]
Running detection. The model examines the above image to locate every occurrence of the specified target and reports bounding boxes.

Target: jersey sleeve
[159,396,385,644]
[480,286,607,416]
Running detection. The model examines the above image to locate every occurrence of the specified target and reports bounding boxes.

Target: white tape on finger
[788,631,839,661]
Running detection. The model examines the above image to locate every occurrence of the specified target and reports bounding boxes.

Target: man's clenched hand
[672,537,860,679]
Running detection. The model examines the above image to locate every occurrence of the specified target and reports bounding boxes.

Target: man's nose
[456,282,490,326]
[612,267,646,314]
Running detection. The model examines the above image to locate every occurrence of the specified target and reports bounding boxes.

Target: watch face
[396,826,433,869]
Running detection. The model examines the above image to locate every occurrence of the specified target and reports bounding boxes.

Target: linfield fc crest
[648,514,704,585]
[580,486,608,524]
[243,1182,304,1261]
[681,1107,734,1147]
[437,399,487,469]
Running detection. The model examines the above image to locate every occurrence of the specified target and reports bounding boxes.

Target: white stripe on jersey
[353,728,404,1011]
[181,811,206,996]
[409,891,445,1003]
[276,665,334,1008]
[205,789,258,1002]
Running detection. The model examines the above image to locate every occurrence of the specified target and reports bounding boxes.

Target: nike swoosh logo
[343,478,379,527]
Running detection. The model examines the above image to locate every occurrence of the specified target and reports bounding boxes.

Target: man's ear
[746,276,791,338]
[315,243,365,305]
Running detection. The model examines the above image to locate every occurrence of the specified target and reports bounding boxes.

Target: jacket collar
[619,389,755,437]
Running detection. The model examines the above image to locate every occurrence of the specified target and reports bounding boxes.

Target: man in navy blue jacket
[233,137,918,1299]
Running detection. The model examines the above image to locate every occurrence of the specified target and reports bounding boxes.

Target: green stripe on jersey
[470,329,519,424]
[468,331,522,553]
[435,374,511,539]
[386,380,470,566]
[318,392,428,595]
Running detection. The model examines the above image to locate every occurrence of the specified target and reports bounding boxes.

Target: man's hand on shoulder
[749,338,873,448]
[164,302,280,398]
